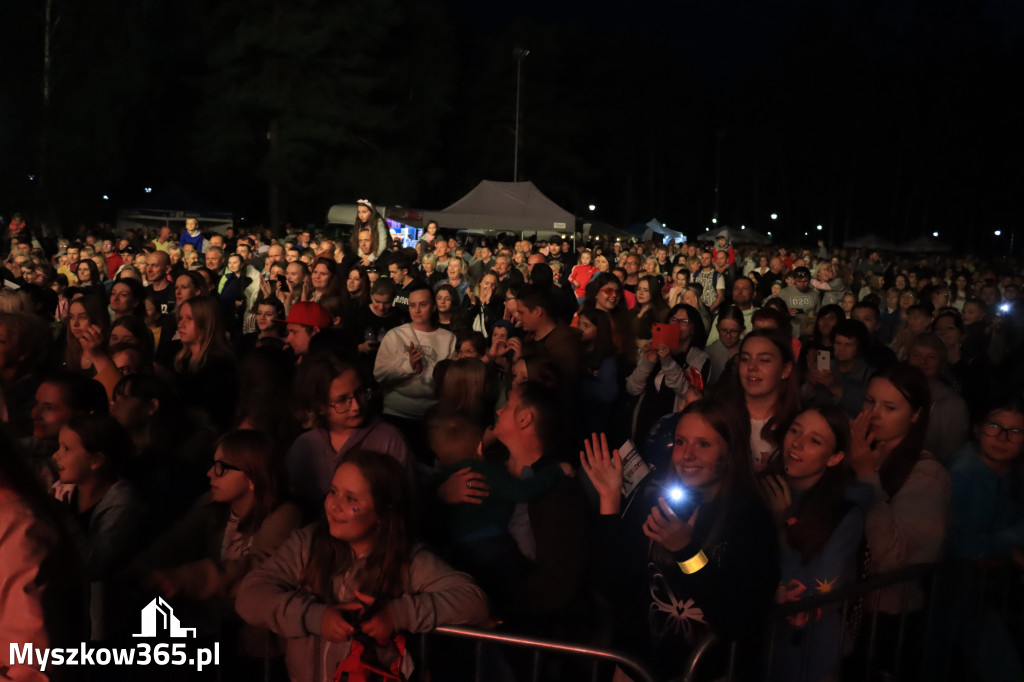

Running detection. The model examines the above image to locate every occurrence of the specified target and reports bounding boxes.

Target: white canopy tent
[421,180,574,236]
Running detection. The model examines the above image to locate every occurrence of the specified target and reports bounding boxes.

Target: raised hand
[580,432,623,514]
[848,408,878,477]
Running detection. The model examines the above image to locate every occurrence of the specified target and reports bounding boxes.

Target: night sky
[2,0,1022,252]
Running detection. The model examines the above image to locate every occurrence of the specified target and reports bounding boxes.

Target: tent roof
[844,234,897,250]
[624,218,685,241]
[581,220,634,240]
[421,180,574,233]
[696,226,770,244]
[898,236,950,253]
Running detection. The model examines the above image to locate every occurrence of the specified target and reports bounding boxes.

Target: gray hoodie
[235,525,489,682]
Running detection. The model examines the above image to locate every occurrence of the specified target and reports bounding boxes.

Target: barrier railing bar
[837,597,850,675]
[681,633,719,682]
[430,626,659,682]
[864,592,880,682]
[800,615,817,682]
[922,568,943,680]
[772,563,940,615]
[895,579,911,678]
[763,618,777,682]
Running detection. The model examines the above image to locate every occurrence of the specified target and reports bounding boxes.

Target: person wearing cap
[777,266,821,337]
[282,301,332,360]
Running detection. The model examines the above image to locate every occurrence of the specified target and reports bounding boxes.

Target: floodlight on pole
[932,231,939,237]
[588,204,596,212]
[995,230,1002,236]
[816,225,823,231]
[513,47,530,182]
[770,213,778,220]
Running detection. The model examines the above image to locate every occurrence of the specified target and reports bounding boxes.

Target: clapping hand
[580,432,623,514]
[408,343,423,374]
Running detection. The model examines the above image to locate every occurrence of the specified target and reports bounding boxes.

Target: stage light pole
[513,47,530,181]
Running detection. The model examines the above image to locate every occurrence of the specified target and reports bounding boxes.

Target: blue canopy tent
[626,218,685,243]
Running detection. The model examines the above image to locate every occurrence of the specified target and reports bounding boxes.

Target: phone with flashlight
[643,480,701,518]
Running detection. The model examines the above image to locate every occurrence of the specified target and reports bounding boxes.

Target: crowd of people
[1,202,1023,681]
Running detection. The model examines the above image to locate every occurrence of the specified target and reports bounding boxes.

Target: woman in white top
[732,329,801,472]
[374,286,456,457]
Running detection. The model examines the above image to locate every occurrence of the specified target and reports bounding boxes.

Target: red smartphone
[651,323,681,352]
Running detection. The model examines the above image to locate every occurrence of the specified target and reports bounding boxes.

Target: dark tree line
[1,0,1022,250]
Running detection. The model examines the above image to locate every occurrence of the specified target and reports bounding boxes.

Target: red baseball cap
[278,301,331,329]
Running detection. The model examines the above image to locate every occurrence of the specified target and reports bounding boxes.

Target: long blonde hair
[174,295,231,372]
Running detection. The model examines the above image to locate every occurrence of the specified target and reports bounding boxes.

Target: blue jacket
[948,443,1024,560]
[179,230,204,254]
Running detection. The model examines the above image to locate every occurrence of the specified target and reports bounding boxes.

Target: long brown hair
[300,450,414,603]
[734,329,801,457]
[783,406,853,563]
[65,294,110,371]
[872,364,931,499]
[173,295,231,372]
[677,396,755,548]
[216,429,285,534]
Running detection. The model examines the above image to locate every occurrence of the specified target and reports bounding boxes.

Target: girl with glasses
[133,430,300,646]
[289,355,412,513]
[949,399,1024,560]
[706,305,746,386]
[946,399,1024,682]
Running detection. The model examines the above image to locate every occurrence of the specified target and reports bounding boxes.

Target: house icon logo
[133,597,197,638]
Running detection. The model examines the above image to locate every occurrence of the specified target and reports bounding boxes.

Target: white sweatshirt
[373,323,455,419]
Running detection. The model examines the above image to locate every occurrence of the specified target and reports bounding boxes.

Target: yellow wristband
[677,549,708,575]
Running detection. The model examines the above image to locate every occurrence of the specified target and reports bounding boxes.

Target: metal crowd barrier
[418,625,660,682]
[682,560,1022,682]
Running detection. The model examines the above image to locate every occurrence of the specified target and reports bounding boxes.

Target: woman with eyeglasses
[705,305,746,386]
[626,303,710,444]
[131,429,301,663]
[945,400,1024,682]
[581,272,636,367]
[948,399,1024,560]
[288,355,412,514]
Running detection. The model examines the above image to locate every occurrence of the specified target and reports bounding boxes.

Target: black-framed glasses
[981,422,1024,444]
[329,388,373,414]
[211,460,243,477]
